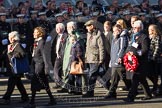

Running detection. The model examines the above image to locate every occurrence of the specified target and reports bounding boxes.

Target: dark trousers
[87,63,99,94]
[68,74,82,92]
[53,57,63,85]
[128,73,152,99]
[3,75,28,100]
[147,61,159,91]
[158,63,162,92]
[30,89,54,104]
[109,67,131,95]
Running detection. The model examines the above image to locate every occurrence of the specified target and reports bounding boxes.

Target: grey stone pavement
[0,77,162,108]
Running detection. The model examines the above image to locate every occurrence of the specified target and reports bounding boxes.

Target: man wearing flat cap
[82,20,105,97]
[84,19,96,26]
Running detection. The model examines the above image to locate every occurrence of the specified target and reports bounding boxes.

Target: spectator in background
[46,1,59,17]
[24,0,33,17]
[58,2,67,12]
[55,13,64,23]
[46,0,51,12]
[110,0,120,15]
[37,2,46,12]
[35,0,42,4]
[0,0,4,6]
[33,3,40,11]
[76,0,87,12]
[138,12,150,34]
[122,10,131,29]
[140,0,150,14]
[19,7,29,18]
[0,12,11,75]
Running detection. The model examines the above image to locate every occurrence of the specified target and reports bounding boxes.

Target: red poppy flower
[60,37,64,43]
[33,42,38,47]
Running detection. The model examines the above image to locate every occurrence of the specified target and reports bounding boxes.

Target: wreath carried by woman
[123,46,139,72]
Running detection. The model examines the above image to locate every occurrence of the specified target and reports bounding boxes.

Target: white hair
[56,23,65,31]
[8,31,20,41]
[67,21,77,30]
[133,20,144,30]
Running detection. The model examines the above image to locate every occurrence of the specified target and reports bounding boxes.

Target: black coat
[31,38,50,91]
[133,33,150,74]
[7,42,26,75]
[51,33,67,66]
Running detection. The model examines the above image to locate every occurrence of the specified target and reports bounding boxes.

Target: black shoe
[24,103,36,108]
[74,92,82,95]
[57,88,68,93]
[0,99,10,105]
[68,91,76,95]
[47,99,57,106]
[82,93,94,98]
[123,98,134,102]
[19,97,29,103]
[141,96,152,100]
[158,90,162,96]
[104,94,116,99]
[152,91,158,97]
[19,99,29,103]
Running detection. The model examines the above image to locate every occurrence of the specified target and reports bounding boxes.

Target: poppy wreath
[123,52,139,72]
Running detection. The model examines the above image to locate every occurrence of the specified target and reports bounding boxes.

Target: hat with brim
[0,13,7,16]
[151,10,159,14]
[30,10,38,14]
[92,11,99,16]
[138,12,146,16]
[84,20,96,26]
[156,13,162,18]
[123,10,130,15]
[62,10,68,15]
[105,11,113,15]
[75,12,83,16]
[38,12,46,16]
[16,14,25,18]
[55,13,63,18]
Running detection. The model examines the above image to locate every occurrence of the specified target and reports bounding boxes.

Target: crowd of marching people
[0,0,162,107]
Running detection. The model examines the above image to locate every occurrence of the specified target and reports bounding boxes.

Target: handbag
[11,56,30,74]
[70,57,84,74]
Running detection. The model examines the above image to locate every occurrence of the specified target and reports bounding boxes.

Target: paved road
[0,77,162,108]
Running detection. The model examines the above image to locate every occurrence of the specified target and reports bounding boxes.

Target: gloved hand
[2,39,8,45]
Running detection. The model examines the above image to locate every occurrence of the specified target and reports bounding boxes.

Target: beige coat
[85,29,105,64]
